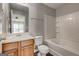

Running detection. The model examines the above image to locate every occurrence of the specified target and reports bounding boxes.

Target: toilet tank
[35,36,43,46]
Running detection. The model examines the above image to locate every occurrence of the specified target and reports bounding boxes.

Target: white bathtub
[44,39,78,56]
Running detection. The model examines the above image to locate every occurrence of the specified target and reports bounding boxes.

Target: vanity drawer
[21,39,34,47]
[2,42,18,51]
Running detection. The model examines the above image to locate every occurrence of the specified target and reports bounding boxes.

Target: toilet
[35,36,49,56]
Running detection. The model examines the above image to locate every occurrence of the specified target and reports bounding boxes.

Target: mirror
[9,3,29,33]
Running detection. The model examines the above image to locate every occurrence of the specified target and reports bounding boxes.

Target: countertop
[2,33,35,44]
[2,37,35,44]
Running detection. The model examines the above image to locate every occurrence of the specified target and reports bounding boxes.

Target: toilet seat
[38,45,49,54]
[35,36,49,55]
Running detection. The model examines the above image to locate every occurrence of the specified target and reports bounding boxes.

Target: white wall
[56,3,79,55]
[44,15,56,39]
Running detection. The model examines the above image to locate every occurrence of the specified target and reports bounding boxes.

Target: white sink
[6,34,33,40]
[3,33,35,43]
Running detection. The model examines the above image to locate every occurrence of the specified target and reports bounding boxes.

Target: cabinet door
[21,45,34,56]
[4,49,18,56]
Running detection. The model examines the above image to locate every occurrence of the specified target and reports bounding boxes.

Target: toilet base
[38,52,47,56]
[34,51,53,56]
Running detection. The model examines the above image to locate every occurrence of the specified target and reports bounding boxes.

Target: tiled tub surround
[56,11,79,55]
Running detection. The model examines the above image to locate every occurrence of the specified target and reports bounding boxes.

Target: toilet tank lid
[35,36,43,38]
[35,36,43,46]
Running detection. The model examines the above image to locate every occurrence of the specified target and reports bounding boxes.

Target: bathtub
[44,39,78,56]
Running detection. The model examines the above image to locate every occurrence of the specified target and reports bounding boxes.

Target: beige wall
[2,4,10,33]
[19,3,56,36]
[44,15,56,39]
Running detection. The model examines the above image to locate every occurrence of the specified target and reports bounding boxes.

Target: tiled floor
[46,52,53,56]
[34,51,53,56]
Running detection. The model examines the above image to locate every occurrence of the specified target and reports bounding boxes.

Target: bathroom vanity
[0,3,35,56]
[2,39,34,56]
[2,33,35,56]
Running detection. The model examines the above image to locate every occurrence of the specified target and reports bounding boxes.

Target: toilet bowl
[38,45,49,56]
[35,36,49,56]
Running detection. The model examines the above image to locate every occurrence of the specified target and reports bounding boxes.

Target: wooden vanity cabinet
[2,42,18,56]
[20,39,34,56]
[2,39,34,56]
[3,49,18,56]
[21,45,34,56]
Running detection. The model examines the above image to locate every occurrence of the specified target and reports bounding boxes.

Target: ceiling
[10,3,29,12]
[44,3,65,9]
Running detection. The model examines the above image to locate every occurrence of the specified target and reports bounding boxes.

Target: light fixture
[68,17,72,20]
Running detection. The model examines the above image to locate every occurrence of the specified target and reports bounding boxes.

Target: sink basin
[6,33,34,40]
[2,33,34,44]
